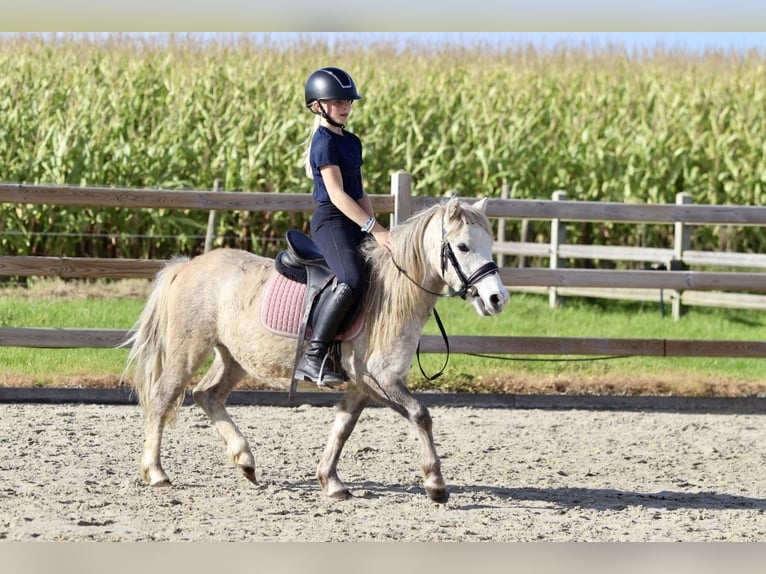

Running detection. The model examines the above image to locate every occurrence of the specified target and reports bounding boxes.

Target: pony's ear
[444,195,461,221]
[445,196,487,221]
[473,197,488,213]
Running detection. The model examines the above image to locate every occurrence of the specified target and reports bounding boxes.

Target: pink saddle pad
[259,271,364,340]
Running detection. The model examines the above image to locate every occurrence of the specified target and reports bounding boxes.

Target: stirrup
[316,354,345,388]
[296,353,344,388]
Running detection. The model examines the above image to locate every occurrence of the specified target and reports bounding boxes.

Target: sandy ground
[2,400,766,542]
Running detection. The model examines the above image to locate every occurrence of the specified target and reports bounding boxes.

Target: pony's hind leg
[139,334,216,487]
[140,366,192,487]
[316,385,369,500]
[191,346,256,484]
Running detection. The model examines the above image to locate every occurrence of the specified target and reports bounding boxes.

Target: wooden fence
[2,173,766,361]
[495,186,766,318]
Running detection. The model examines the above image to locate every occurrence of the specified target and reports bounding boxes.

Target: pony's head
[436,197,509,316]
[362,196,509,319]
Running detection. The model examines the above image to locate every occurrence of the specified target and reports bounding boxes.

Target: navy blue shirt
[310,126,364,203]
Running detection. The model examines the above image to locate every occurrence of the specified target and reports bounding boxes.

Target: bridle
[439,240,500,300]
[391,213,500,301]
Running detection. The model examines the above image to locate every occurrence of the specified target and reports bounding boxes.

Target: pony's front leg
[370,376,448,503]
[410,401,448,503]
[316,386,369,500]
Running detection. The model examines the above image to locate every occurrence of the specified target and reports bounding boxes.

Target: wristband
[360,217,376,233]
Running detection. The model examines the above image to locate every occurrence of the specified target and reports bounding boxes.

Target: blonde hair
[302,114,321,179]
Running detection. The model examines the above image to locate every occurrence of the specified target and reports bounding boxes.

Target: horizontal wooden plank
[403,195,766,226]
[4,183,766,226]
[4,256,766,293]
[496,245,766,269]
[3,327,765,359]
[484,197,766,225]
[0,256,167,279]
[495,242,691,265]
[0,184,394,213]
[664,339,766,358]
[0,327,130,348]
[558,244,674,263]
[493,241,550,257]
[682,250,766,269]
[419,335,766,358]
[500,268,766,292]
[554,287,667,302]
[419,335,664,356]
[506,286,766,311]
[680,290,766,310]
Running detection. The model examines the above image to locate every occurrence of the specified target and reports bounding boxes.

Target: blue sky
[266,32,766,55]
[26,32,766,56]
[5,1,766,34]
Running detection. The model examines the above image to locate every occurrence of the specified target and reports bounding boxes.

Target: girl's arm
[320,165,392,251]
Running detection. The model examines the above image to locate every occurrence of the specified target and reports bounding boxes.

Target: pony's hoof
[240,466,257,484]
[328,488,352,501]
[142,468,172,487]
[317,473,351,500]
[427,488,449,504]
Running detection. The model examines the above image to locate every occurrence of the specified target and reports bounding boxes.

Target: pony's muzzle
[489,292,506,312]
[471,287,508,316]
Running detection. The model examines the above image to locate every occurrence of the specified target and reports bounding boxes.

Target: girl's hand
[371,226,392,252]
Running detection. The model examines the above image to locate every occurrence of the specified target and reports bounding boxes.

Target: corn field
[1,33,765,262]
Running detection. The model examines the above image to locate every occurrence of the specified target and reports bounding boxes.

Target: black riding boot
[295,282,355,387]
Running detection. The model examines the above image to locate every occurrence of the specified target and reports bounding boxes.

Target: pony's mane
[359,198,491,354]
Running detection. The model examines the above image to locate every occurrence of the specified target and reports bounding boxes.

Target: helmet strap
[316,101,345,129]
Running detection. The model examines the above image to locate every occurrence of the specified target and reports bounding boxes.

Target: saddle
[265,230,364,400]
[275,229,332,286]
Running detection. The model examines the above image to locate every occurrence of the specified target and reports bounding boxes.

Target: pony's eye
[457,243,469,253]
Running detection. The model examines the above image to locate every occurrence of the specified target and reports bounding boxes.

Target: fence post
[204,178,222,253]
[518,209,530,269]
[391,171,412,227]
[549,190,568,308]
[496,183,509,268]
[672,191,693,320]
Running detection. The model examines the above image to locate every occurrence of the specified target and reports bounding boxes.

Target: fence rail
[2,327,766,360]
[2,174,766,364]
[494,186,766,317]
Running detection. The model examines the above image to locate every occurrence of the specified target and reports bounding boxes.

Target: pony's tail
[120,258,188,416]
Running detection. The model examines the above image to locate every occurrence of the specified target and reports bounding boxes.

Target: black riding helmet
[305,67,362,107]
[304,67,362,128]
